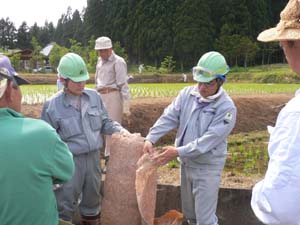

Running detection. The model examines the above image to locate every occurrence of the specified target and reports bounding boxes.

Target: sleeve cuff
[145,135,157,145]
[177,145,189,158]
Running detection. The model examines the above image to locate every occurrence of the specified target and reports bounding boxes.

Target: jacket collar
[190,85,224,103]
[0,107,23,119]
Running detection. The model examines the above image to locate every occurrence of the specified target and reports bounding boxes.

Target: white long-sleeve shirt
[251,91,300,225]
[95,51,130,100]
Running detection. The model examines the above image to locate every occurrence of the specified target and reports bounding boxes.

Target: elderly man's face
[98,48,112,61]
[198,79,219,98]
[280,40,300,74]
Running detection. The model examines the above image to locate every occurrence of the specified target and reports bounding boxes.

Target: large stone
[101,133,145,225]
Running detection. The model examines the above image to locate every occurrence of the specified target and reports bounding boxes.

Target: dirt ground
[21,93,292,189]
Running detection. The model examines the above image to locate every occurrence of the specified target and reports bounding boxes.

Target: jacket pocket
[59,117,81,139]
[198,109,215,134]
[88,110,102,131]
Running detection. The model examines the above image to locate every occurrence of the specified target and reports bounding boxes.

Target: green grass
[21,85,58,104]
[224,83,299,94]
[164,131,270,175]
[228,63,300,83]
[230,63,291,73]
[226,131,269,175]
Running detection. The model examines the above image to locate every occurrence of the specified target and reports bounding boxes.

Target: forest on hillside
[0,0,288,70]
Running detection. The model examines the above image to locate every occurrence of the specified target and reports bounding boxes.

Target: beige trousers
[100,91,123,156]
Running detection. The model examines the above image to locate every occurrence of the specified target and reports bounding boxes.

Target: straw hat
[258,0,300,42]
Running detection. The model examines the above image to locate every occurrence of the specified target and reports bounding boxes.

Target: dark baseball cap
[0,55,30,85]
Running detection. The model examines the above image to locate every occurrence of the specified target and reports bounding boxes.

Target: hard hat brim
[69,73,90,82]
[193,74,216,83]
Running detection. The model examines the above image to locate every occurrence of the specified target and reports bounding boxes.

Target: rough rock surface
[136,153,158,225]
[101,133,147,225]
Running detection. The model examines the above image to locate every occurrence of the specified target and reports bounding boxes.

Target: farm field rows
[20,82,299,104]
[21,90,293,188]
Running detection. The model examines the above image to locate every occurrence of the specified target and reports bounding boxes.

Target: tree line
[0,0,288,71]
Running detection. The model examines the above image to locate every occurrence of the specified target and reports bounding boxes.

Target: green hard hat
[57,53,89,82]
[193,51,229,83]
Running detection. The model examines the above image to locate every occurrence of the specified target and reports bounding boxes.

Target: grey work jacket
[41,88,122,155]
[146,85,237,169]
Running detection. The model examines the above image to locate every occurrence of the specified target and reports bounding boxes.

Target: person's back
[0,55,74,225]
[0,108,74,225]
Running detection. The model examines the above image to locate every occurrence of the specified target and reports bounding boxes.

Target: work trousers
[181,165,222,225]
[55,151,101,222]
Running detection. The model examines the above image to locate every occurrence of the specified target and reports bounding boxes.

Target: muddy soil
[21,93,292,189]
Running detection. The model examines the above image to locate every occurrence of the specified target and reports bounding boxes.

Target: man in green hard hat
[41,52,128,225]
[143,51,237,225]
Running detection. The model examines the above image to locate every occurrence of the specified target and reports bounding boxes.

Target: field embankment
[22,94,292,145]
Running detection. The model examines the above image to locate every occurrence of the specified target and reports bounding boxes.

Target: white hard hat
[95,36,112,50]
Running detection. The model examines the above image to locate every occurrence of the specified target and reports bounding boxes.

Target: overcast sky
[1,0,87,27]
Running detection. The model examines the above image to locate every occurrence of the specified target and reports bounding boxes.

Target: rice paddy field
[20,82,297,177]
[20,82,300,104]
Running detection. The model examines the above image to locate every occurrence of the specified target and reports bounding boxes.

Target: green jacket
[0,108,74,225]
